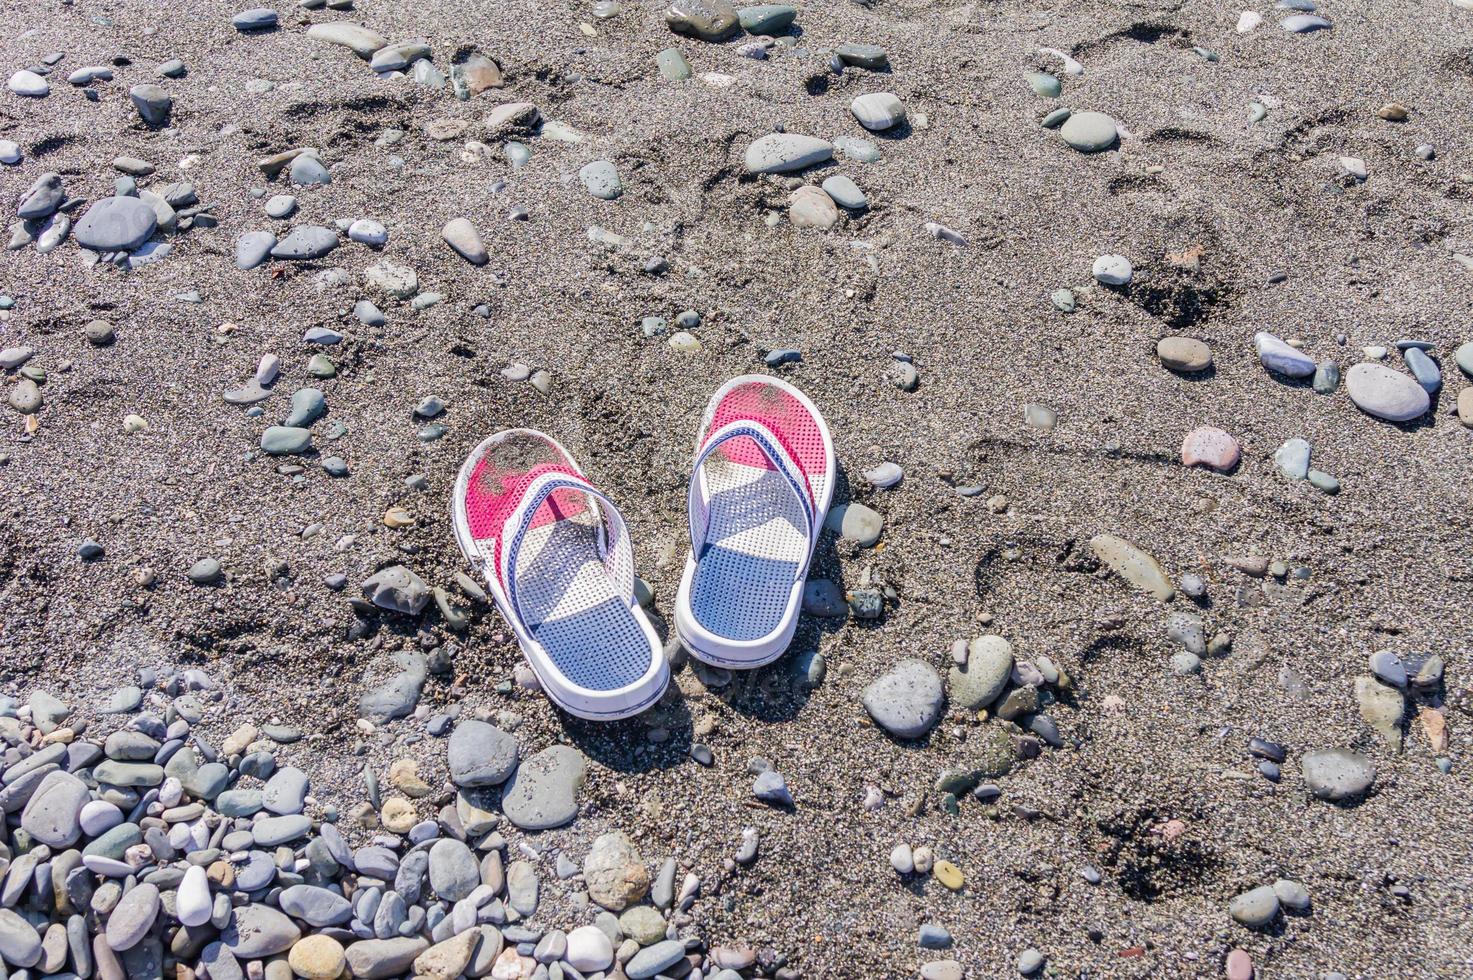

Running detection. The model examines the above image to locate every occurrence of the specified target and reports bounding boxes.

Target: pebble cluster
[0,674,792,980]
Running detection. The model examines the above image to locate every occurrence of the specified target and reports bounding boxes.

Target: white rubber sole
[675,377,836,670]
[451,431,669,721]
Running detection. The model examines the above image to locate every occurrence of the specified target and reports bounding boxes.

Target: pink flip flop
[674,376,835,668]
[451,429,668,719]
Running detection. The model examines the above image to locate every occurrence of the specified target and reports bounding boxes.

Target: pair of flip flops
[451,376,835,720]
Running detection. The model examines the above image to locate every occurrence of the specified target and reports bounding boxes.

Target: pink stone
[1225,948,1254,980]
[1181,426,1240,473]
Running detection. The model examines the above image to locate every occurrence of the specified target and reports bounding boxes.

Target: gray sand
[2,0,1471,975]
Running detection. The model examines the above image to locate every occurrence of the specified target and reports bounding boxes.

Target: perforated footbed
[459,432,651,692]
[687,382,829,642]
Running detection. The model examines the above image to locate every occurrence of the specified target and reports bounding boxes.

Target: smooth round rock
[1092,254,1132,285]
[580,160,623,199]
[1181,426,1239,473]
[948,636,1012,710]
[232,7,278,30]
[1157,337,1211,372]
[1345,362,1430,421]
[500,745,585,830]
[289,935,346,980]
[1228,885,1280,928]
[744,133,832,174]
[106,883,160,950]
[1060,111,1118,152]
[850,92,906,131]
[788,186,839,230]
[448,721,518,787]
[261,426,311,455]
[75,197,158,252]
[665,0,739,40]
[1301,748,1375,801]
[1254,331,1315,377]
[862,659,945,739]
[825,501,882,546]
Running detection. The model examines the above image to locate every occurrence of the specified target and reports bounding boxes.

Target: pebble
[1254,331,1315,377]
[1090,534,1174,600]
[8,70,49,97]
[850,92,907,131]
[1274,438,1311,479]
[232,7,278,30]
[580,160,623,199]
[789,186,839,230]
[1282,13,1332,31]
[948,635,1012,709]
[1229,885,1280,929]
[824,501,883,546]
[1091,254,1132,285]
[442,218,488,265]
[862,659,945,739]
[666,0,740,40]
[1345,362,1430,421]
[584,831,650,910]
[500,745,585,830]
[270,226,338,260]
[1157,337,1212,372]
[821,174,867,210]
[1060,111,1118,152]
[1301,748,1376,801]
[1401,346,1440,393]
[75,197,158,252]
[1181,427,1239,472]
[744,133,833,174]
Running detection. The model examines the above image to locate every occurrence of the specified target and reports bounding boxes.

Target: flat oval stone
[278,885,352,927]
[20,770,90,847]
[500,745,586,830]
[948,636,1012,710]
[835,43,888,69]
[1157,337,1211,372]
[260,426,312,456]
[9,70,49,97]
[1281,13,1331,31]
[448,720,519,787]
[236,231,276,270]
[850,92,906,131]
[252,814,312,845]
[862,659,944,739]
[1089,533,1174,600]
[821,174,867,210]
[1454,340,1473,377]
[626,939,686,979]
[744,133,832,174]
[1402,346,1440,393]
[222,905,301,958]
[1092,253,1132,285]
[306,22,388,57]
[75,197,158,252]
[788,186,838,230]
[1345,362,1429,421]
[1181,426,1239,473]
[1060,111,1117,152]
[105,883,159,951]
[269,226,337,261]
[0,908,42,968]
[579,160,622,200]
[1301,748,1375,801]
[738,4,795,33]
[442,218,487,265]
[231,7,278,30]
